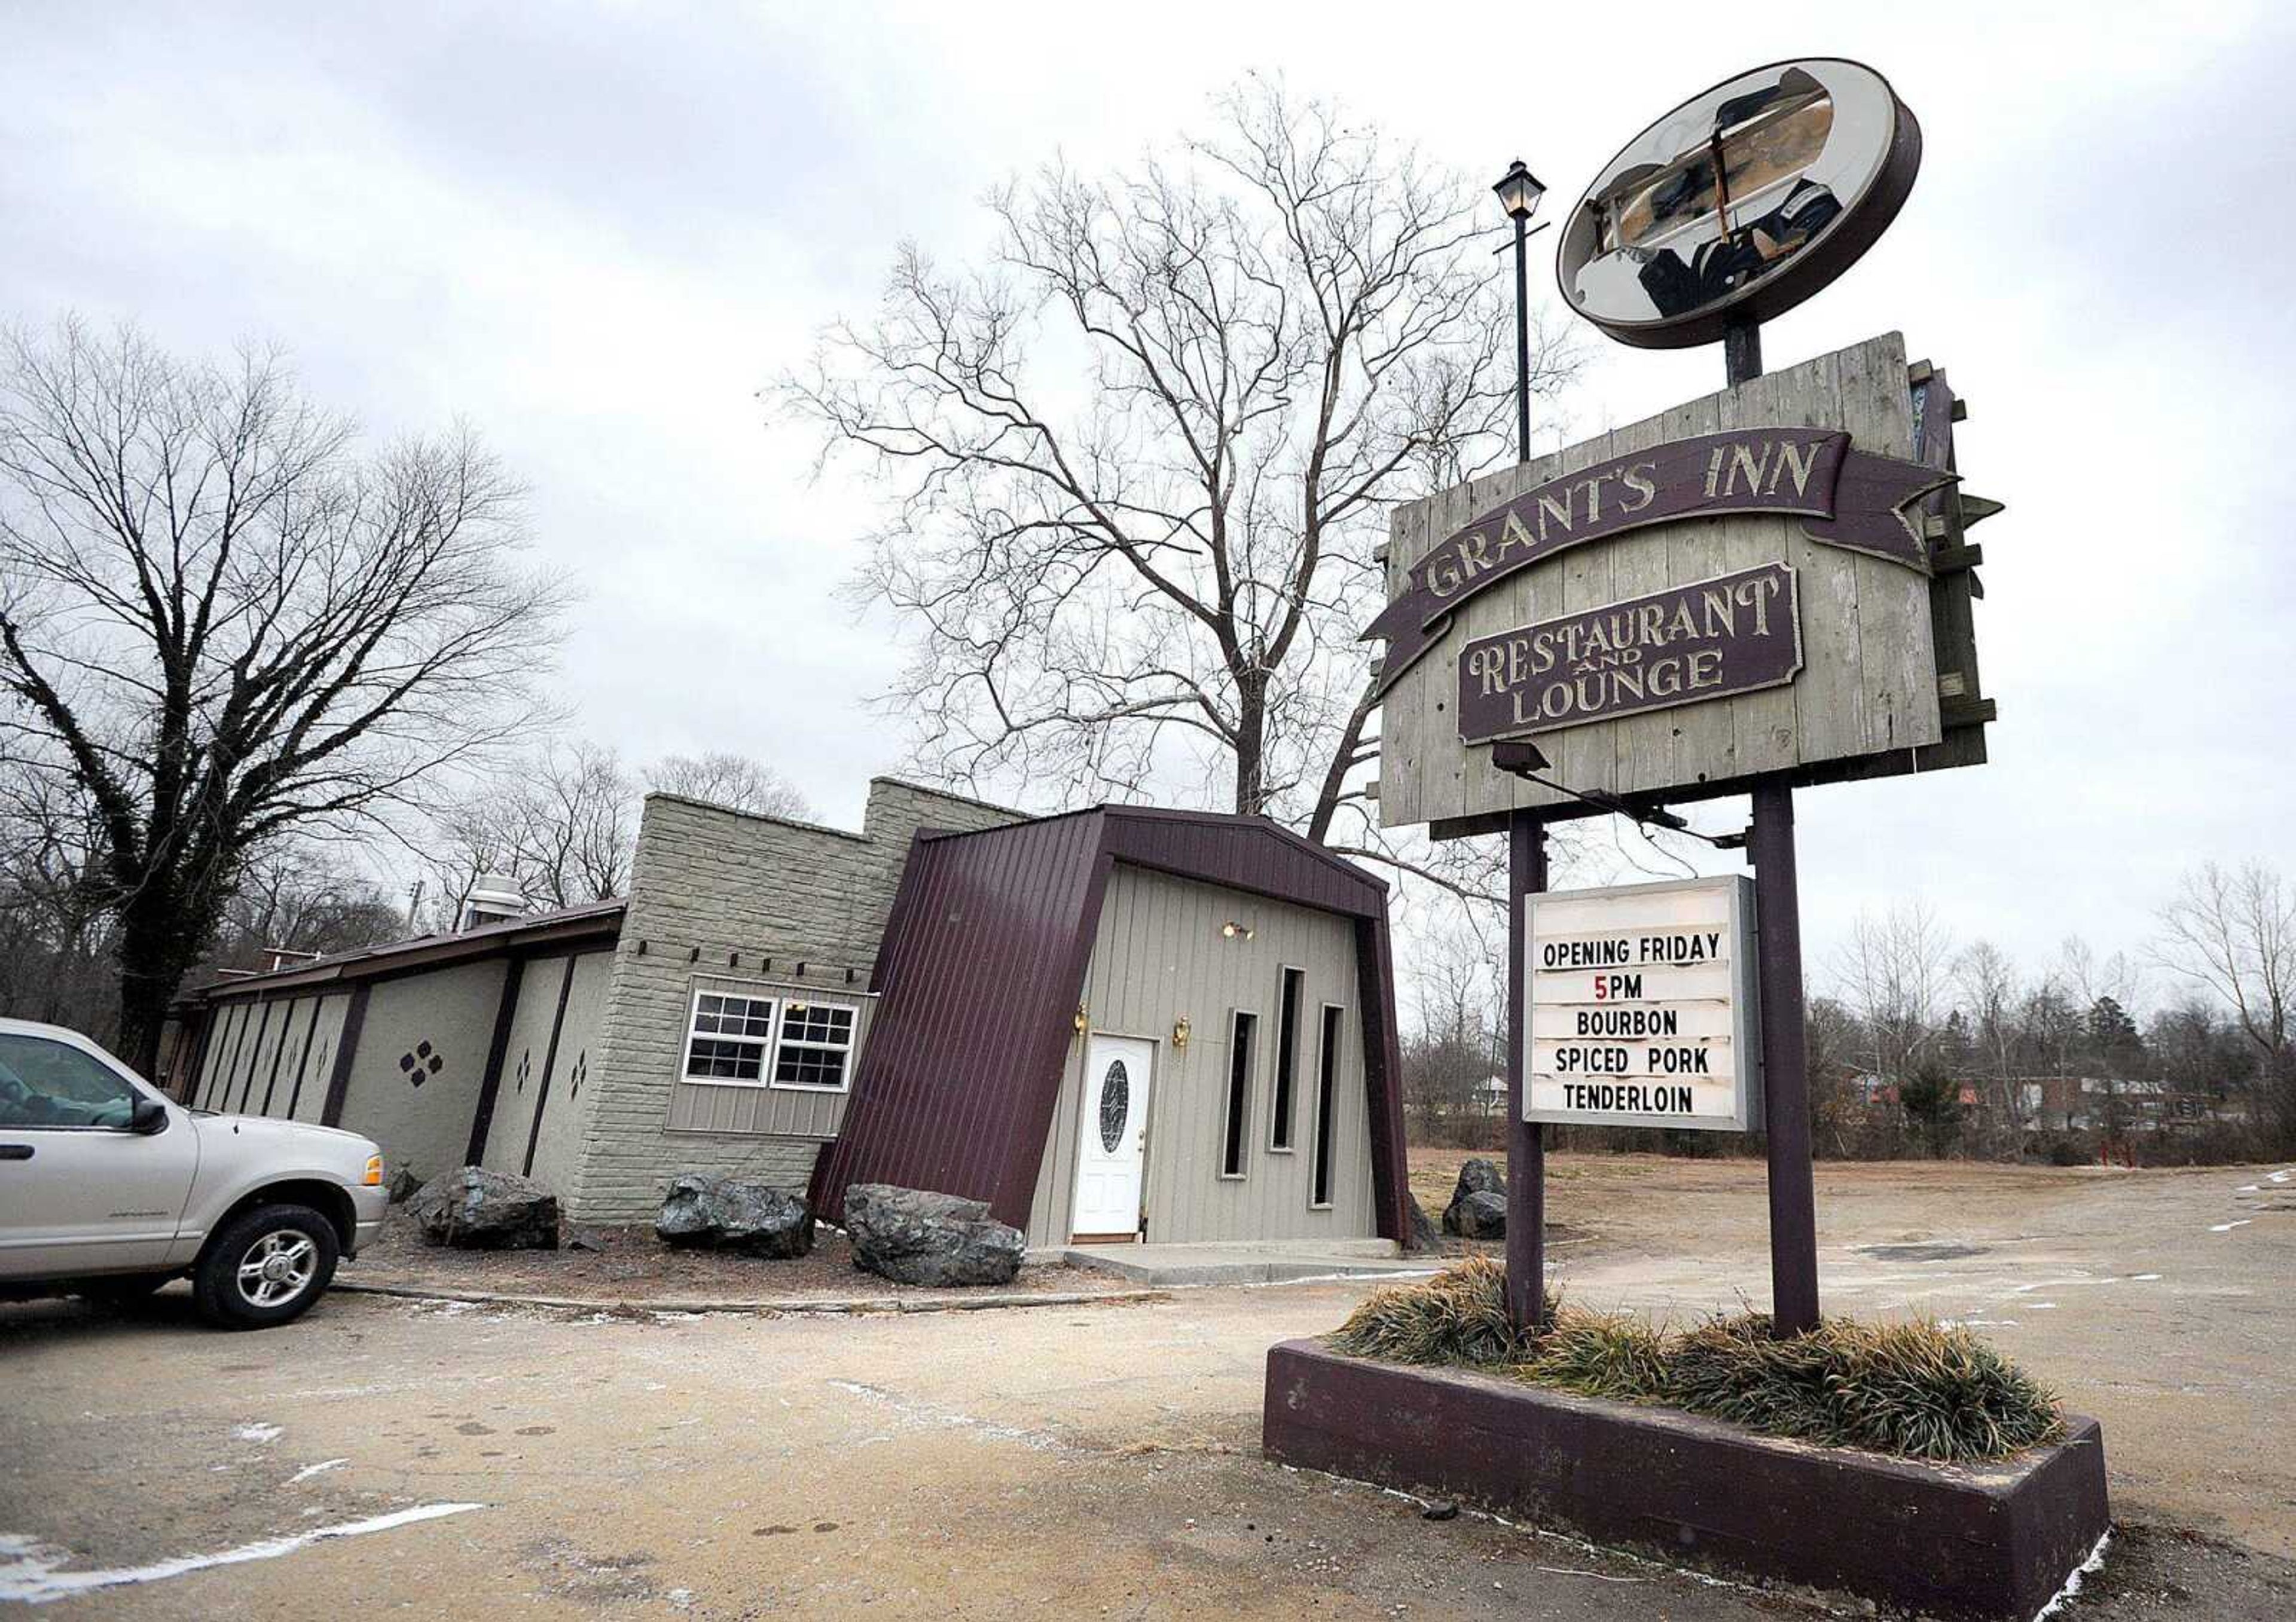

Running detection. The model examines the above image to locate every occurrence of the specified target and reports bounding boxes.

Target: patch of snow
[2031,1529,2111,1621]
[2129,1273,2161,1282]
[0,1504,483,1605]
[288,1459,347,1484]
[233,1423,282,1444]
[2209,1221,2252,1233]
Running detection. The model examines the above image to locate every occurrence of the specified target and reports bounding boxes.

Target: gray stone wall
[563,779,1022,1221]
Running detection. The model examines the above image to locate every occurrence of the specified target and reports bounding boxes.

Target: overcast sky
[6,3,2289,1005]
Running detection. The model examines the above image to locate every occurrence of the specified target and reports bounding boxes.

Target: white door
[1072,1035,1152,1240]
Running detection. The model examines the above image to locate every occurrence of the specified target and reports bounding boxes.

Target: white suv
[0,1017,388,1329]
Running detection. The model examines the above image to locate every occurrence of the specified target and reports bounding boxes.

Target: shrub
[1324,1262,2064,1464]
[1328,1256,1547,1367]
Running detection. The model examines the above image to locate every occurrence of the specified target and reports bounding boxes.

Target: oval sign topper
[1556,58,1921,349]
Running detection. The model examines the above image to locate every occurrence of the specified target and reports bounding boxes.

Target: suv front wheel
[192,1204,340,1330]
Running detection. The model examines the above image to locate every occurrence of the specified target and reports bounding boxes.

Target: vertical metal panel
[288,995,349,1123]
[234,999,277,1112]
[193,1001,246,1110]
[480,954,584,1170]
[526,950,619,1193]
[521,957,581,1178]
[464,956,529,1166]
[811,812,1110,1227]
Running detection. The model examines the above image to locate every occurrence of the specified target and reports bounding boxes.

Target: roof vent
[460,873,528,932]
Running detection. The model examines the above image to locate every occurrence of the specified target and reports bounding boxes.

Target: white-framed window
[680,985,860,1093]
[773,1001,857,1091]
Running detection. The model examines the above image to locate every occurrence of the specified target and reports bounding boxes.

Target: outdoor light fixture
[1492,159,1546,223]
[1074,1003,1088,1033]
[1220,920,1256,941]
[1494,159,1550,463]
[1485,739,1747,847]
[1172,1016,1190,1050]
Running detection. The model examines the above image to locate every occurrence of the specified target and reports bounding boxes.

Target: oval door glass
[1098,1060,1129,1153]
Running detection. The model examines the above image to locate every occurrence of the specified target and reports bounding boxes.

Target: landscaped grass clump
[1327,1256,1550,1367]
[1326,1261,2064,1464]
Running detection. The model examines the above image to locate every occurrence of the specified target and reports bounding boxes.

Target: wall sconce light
[1172,1016,1190,1050]
[1220,920,1256,941]
[1073,1003,1088,1034]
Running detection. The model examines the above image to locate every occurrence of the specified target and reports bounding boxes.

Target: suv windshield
[0,1033,142,1128]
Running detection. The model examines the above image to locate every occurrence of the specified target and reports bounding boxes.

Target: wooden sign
[1457,562,1802,744]
[1373,331,1974,833]
[1526,876,1760,1132]
[1366,432,1939,694]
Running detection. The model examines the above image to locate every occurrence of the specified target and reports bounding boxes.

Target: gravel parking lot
[2,1155,2289,1618]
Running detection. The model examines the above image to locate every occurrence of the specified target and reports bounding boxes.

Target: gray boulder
[842,1184,1024,1287]
[409,1166,559,1250]
[656,1175,815,1259]
[1448,1188,1508,1240]
[1443,1158,1507,1239]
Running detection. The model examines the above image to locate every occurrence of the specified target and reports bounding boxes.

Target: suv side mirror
[129,1095,170,1136]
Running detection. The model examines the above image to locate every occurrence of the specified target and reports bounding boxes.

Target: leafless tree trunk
[0,318,567,1068]
[2155,861,2295,1147]
[779,77,1574,866]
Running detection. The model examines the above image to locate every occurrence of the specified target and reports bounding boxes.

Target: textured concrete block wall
[564,779,1021,1221]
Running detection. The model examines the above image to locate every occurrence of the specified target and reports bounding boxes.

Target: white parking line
[0,1504,484,1605]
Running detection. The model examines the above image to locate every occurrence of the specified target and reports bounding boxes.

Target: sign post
[1503,817,1548,1329]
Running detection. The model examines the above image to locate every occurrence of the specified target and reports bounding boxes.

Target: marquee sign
[1555,58,1922,350]
[1364,426,1945,696]
[1526,876,1760,1132]
[1457,562,1801,744]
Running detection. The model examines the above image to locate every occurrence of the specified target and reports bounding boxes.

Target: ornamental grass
[1326,1260,2063,1464]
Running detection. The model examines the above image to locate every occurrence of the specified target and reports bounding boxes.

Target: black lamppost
[1492,159,1547,465]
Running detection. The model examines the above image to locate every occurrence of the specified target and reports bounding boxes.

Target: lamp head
[1490,739,1552,777]
[1493,160,1546,224]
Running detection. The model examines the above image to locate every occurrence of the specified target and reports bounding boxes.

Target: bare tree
[421,745,811,925]
[423,742,634,920]
[1837,900,1957,1092]
[2155,861,2295,1145]
[1953,938,2027,1136]
[0,318,567,1068]
[781,77,1574,860]
[646,752,808,819]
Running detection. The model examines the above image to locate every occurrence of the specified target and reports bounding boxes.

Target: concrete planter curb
[1263,1337,2110,1621]
[334,1280,1165,1316]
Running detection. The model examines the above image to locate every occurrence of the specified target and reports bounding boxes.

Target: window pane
[1271,968,1303,1150]
[1222,1012,1257,1176]
[773,1045,848,1089]
[1312,1006,1343,1206]
[0,1036,141,1128]
[781,1004,854,1047]
[685,1037,762,1081]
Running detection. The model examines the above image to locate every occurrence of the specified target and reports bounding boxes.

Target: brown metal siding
[810,813,1110,1227]
[813,806,1412,1243]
